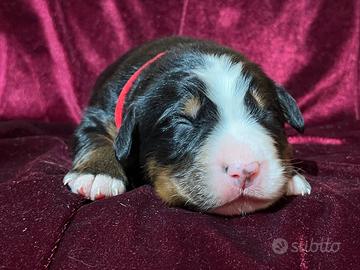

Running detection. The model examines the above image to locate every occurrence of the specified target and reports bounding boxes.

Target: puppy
[63,37,311,216]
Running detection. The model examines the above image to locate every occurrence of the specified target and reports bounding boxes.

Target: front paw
[63,172,126,200]
[286,174,311,196]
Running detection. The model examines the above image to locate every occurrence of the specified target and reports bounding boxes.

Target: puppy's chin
[209,196,277,216]
[204,177,286,216]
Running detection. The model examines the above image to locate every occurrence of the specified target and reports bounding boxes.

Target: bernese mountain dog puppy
[64,37,311,216]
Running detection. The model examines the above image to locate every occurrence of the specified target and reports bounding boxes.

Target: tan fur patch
[183,96,201,118]
[282,142,294,179]
[146,159,184,205]
[252,91,266,108]
[74,145,126,179]
[105,121,118,141]
[284,143,293,160]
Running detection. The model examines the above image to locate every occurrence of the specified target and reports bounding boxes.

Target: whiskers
[244,187,265,198]
[279,158,305,175]
[175,166,218,211]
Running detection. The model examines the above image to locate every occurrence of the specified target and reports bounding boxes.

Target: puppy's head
[115,53,304,216]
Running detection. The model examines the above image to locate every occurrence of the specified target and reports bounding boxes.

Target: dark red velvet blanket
[0,1,359,269]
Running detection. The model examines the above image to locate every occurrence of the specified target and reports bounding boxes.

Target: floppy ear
[276,85,305,133]
[114,107,136,163]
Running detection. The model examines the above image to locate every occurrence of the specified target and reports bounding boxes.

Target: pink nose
[225,161,260,180]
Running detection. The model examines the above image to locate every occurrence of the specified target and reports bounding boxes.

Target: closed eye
[176,114,193,126]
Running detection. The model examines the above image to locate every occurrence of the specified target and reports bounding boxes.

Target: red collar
[114,51,166,128]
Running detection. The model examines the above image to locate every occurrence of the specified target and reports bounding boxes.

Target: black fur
[276,85,305,133]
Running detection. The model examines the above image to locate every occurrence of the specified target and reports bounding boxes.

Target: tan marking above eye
[182,96,201,118]
[251,91,266,108]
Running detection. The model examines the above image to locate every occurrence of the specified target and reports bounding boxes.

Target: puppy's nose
[225,161,260,180]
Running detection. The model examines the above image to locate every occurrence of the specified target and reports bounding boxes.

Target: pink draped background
[1,0,358,125]
[0,1,359,269]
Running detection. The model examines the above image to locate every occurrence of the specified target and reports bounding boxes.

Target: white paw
[63,172,126,200]
[286,174,311,196]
